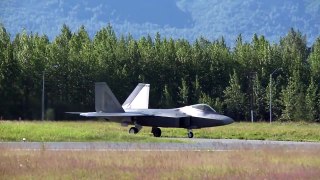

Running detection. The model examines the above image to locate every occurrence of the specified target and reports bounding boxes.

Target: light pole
[42,71,45,121]
[41,64,57,120]
[269,68,281,123]
[249,72,257,123]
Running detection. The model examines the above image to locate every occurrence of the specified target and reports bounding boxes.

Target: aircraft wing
[66,112,84,114]
[68,111,187,118]
[79,112,147,117]
[146,112,188,118]
[125,109,189,118]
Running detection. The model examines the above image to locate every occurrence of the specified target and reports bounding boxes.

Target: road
[1,139,320,151]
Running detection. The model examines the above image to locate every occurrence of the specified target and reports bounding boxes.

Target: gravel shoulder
[1,138,320,151]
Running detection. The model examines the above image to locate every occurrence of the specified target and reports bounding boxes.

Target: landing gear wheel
[129,127,139,134]
[152,127,162,137]
[188,131,194,138]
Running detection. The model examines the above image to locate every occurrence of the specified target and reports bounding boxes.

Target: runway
[1,139,320,151]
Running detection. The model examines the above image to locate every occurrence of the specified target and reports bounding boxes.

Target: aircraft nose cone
[222,116,234,125]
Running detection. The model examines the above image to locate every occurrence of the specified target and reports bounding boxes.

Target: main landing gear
[151,128,193,138]
[151,127,162,137]
[129,124,142,134]
[128,125,162,138]
[129,126,194,138]
[129,127,139,134]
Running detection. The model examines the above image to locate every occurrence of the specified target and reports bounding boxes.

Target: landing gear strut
[187,130,194,138]
[152,127,162,137]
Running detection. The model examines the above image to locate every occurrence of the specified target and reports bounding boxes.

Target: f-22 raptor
[71,82,234,138]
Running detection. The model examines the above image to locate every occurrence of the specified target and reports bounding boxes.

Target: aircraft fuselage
[117,107,233,129]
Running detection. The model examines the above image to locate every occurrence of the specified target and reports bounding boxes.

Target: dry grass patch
[1,148,320,179]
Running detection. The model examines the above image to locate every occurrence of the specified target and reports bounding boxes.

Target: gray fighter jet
[71,82,234,138]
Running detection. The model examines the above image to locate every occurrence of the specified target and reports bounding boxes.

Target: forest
[0,24,319,121]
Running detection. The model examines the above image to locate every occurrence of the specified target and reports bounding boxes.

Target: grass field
[1,148,320,179]
[0,120,320,142]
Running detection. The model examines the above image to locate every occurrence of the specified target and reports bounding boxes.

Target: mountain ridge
[0,0,319,44]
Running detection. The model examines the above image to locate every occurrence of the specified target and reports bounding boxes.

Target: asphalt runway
[1,139,320,151]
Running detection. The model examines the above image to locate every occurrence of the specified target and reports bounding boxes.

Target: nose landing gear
[187,129,194,138]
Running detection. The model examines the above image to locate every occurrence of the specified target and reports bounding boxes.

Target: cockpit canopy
[190,104,216,113]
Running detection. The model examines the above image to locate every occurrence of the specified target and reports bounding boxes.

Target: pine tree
[252,74,266,120]
[309,38,320,84]
[161,85,174,108]
[280,77,295,121]
[178,78,189,106]
[0,25,21,118]
[265,76,281,120]
[305,79,318,121]
[280,71,305,121]
[280,28,309,86]
[191,75,201,104]
[223,71,247,120]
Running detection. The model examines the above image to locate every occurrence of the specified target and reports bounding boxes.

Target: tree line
[0,24,319,121]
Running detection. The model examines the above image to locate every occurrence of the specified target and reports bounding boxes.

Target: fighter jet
[70,82,234,138]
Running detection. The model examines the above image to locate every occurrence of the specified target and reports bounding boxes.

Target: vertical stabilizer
[95,82,125,113]
[122,83,150,109]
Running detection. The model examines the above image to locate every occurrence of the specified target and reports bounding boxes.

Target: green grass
[0,121,180,143]
[0,120,320,142]
[194,121,320,142]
